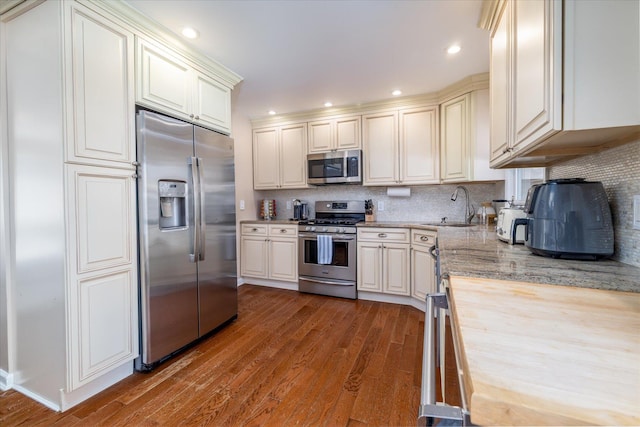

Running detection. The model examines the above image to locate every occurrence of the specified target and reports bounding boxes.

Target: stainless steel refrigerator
[135,110,237,370]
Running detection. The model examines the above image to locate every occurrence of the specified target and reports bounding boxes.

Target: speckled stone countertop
[358,221,640,293]
[240,219,300,225]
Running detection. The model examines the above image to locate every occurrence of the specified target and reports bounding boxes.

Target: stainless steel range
[298,200,365,299]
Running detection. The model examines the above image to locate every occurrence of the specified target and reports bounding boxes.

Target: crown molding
[82,0,242,88]
[251,72,489,128]
[478,0,504,31]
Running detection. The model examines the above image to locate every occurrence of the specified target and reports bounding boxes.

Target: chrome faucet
[450,185,475,224]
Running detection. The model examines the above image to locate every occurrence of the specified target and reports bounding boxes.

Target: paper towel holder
[387,187,411,197]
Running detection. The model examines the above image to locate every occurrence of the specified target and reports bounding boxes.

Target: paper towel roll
[387,187,411,197]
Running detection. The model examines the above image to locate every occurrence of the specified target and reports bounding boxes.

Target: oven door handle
[298,276,356,287]
[298,233,355,241]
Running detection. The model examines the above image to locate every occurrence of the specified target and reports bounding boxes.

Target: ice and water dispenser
[158,180,187,229]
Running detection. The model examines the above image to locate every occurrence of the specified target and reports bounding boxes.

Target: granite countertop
[240,219,300,225]
[357,221,640,293]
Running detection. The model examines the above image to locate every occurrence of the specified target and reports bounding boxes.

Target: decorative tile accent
[548,139,640,267]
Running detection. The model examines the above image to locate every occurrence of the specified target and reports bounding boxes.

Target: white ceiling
[125,0,489,120]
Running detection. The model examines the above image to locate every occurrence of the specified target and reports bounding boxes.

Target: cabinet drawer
[241,223,268,236]
[411,229,437,246]
[358,227,410,243]
[268,224,298,237]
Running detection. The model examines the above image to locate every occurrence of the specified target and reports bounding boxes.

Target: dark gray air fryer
[513,179,614,260]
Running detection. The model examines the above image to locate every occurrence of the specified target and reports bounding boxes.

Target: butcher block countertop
[362,222,640,424]
[447,276,640,426]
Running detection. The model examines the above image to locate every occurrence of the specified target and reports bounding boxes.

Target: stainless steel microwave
[307,150,362,185]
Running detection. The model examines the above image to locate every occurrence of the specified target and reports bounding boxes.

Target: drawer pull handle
[280,229,287,233]
[378,233,387,238]
[420,236,430,241]
[252,228,258,232]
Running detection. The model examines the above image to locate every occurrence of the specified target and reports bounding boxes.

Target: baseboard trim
[12,384,60,412]
[0,369,14,391]
[60,362,133,411]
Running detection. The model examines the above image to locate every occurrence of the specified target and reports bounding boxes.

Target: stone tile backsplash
[548,139,640,267]
[257,182,504,224]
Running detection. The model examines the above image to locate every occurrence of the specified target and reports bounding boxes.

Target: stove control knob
[305,226,311,231]
[310,226,316,232]
[338,227,345,233]
[322,227,328,232]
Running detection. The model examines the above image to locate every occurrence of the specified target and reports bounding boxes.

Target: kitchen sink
[421,222,475,227]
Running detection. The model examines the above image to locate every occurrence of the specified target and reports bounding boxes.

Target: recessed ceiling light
[447,45,461,54]
[392,90,402,96]
[268,110,276,115]
[182,27,199,39]
[324,102,333,107]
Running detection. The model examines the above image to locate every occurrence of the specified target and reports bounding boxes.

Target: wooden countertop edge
[447,275,640,426]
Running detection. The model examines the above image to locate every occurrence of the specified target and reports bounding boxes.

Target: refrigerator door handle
[197,157,206,261]
[189,156,200,263]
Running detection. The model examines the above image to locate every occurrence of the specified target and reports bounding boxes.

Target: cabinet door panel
[513,0,561,148]
[411,246,434,301]
[335,116,361,150]
[308,120,333,153]
[363,112,398,185]
[269,238,298,282]
[137,39,191,117]
[383,244,410,295]
[194,71,231,134]
[69,5,134,166]
[240,237,268,278]
[490,0,511,163]
[279,124,307,188]
[440,95,470,182]
[253,128,280,189]
[357,242,382,292]
[69,166,134,273]
[73,269,137,387]
[400,107,439,184]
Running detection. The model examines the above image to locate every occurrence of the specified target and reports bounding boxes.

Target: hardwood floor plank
[0,285,427,427]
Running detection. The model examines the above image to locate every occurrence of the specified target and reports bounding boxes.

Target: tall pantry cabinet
[2,0,137,410]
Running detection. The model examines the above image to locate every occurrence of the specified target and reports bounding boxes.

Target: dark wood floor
[1,285,458,426]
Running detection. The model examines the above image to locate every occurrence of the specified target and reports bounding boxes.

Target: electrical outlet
[634,195,640,230]
[239,200,245,210]
[286,200,292,210]
[378,201,385,211]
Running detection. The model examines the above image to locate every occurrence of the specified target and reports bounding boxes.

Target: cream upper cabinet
[441,90,503,183]
[489,0,640,168]
[357,228,410,296]
[308,115,361,153]
[65,2,135,169]
[363,106,439,186]
[400,106,440,184]
[440,94,471,182]
[253,123,307,190]
[136,37,232,135]
[363,111,398,185]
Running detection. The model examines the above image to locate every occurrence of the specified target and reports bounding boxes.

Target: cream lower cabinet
[363,106,439,186]
[253,124,308,190]
[241,223,298,282]
[410,229,437,302]
[357,228,410,296]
